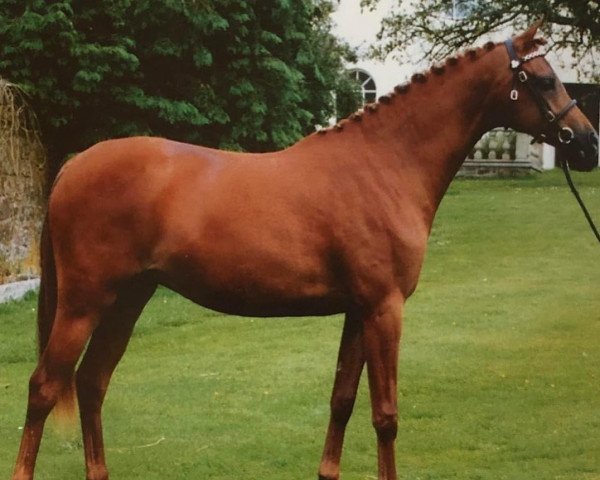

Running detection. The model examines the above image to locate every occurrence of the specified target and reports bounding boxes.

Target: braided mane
[317,40,501,135]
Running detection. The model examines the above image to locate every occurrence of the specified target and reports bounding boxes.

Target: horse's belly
[161,274,347,317]
[157,249,347,317]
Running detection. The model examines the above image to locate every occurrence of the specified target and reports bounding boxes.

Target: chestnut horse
[12,24,598,480]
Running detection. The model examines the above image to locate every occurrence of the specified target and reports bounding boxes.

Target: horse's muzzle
[566,130,598,171]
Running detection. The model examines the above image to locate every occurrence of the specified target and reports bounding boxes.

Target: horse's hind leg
[318,311,365,480]
[12,310,99,480]
[76,280,156,480]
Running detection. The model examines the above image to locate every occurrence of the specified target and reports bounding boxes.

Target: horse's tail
[37,213,77,428]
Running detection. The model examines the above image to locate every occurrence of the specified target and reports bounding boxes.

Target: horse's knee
[372,411,398,442]
[331,394,355,426]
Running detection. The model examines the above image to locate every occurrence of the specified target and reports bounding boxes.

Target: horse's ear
[516,18,546,51]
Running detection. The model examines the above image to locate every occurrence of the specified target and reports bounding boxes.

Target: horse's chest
[335,221,428,301]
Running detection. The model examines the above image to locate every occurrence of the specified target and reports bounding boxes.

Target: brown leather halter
[504,38,600,243]
[504,37,578,145]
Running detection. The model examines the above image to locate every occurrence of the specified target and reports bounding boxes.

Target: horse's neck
[304,49,503,226]
[374,54,501,215]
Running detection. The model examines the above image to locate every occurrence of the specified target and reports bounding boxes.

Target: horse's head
[497,22,598,171]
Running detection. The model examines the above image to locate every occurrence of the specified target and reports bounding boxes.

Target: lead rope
[561,161,600,243]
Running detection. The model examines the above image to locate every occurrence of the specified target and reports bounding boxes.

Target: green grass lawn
[1,169,599,479]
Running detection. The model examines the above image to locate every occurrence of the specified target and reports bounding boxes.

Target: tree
[0,0,354,180]
[362,0,599,80]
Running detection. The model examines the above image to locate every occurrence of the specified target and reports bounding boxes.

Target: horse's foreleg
[12,313,97,480]
[76,283,156,480]
[364,294,403,480]
[318,312,365,480]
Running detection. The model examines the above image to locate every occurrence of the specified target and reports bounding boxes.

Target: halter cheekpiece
[504,37,577,145]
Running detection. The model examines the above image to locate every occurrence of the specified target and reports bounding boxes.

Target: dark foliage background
[0,0,357,180]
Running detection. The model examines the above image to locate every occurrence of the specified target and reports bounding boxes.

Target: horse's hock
[0,79,45,283]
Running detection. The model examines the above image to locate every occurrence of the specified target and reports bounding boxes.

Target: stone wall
[0,80,45,283]
[459,128,543,177]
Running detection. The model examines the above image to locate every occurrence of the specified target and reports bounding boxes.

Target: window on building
[348,69,377,105]
[445,0,478,20]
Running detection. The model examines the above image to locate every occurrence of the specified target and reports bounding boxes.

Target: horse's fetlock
[318,473,339,480]
[86,464,109,480]
[11,466,33,480]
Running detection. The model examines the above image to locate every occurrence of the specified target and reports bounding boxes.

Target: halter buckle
[510,89,519,101]
[518,71,528,82]
[545,111,556,123]
[558,127,575,144]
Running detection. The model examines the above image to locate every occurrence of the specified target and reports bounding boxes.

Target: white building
[331,0,600,171]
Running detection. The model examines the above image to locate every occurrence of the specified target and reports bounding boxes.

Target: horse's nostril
[591,132,599,155]
[586,131,599,153]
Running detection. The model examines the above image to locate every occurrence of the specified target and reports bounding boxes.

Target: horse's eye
[536,76,556,91]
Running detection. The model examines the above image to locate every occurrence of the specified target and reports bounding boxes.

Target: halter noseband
[504,37,577,145]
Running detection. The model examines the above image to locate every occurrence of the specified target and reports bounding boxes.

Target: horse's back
[48,137,349,315]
